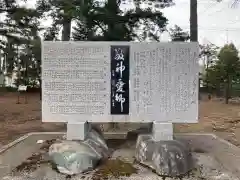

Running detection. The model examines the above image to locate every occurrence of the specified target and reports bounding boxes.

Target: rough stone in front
[48,127,195,177]
[135,134,195,177]
[48,127,110,175]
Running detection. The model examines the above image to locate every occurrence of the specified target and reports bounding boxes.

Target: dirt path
[0,93,240,147]
[0,93,64,145]
[175,99,240,146]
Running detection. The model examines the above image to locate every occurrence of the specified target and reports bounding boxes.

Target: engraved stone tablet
[42,42,111,122]
[130,42,199,123]
[42,42,198,123]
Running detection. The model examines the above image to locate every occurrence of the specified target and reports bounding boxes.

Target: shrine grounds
[0,92,240,147]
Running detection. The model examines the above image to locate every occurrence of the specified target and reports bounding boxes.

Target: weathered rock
[152,140,194,177]
[86,128,108,150]
[135,134,195,177]
[84,128,110,159]
[135,134,155,163]
[49,127,109,175]
[49,141,100,175]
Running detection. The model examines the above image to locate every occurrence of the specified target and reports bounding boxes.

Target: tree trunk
[0,49,2,73]
[62,16,72,41]
[39,78,42,100]
[17,45,20,87]
[190,0,198,41]
[225,76,231,104]
[106,0,118,40]
[216,83,220,97]
[206,55,209,91]
[190,0,200,100]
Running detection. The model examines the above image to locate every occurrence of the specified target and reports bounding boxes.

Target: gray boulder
[135,134,155,164]
[135,134,194,177]
[84,128,110,159]
[49,127,109,175]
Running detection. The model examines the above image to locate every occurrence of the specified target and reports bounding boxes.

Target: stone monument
[42,41,199,176]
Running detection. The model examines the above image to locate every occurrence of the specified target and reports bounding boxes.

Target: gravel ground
[2,138,239,180]
[2,152,239,180]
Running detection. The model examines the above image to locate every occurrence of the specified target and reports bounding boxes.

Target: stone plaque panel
[129,42,198,123]
[42,42,198,123]
[42,42,111,122]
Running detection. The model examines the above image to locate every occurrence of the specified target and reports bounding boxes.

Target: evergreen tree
[169,25,190,42]
[205,43,240,103]
[72,0,172,41]
[1,0,41,84]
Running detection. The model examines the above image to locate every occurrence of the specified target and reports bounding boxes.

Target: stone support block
[67,121,89,141]
[152,122,173,141]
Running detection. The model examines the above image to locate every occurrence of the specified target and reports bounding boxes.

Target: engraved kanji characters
[115,61,125,78]
[116,79,125,93]
[112,47,127,113]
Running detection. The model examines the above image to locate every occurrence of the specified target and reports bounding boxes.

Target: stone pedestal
[67,121,89,141]
[152,122,173,141]
[135,134,195,177]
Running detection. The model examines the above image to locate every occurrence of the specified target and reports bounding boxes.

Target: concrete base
[67,121,89,140]
[152,122,173,141]
[0,132,240,179]
[67,121,174,142]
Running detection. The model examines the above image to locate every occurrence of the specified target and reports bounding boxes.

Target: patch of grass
[92,159,138,180]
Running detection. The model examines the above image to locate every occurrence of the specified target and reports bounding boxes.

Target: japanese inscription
[130,42,199,122]
[42,41,198,123]
[42,42,110,122]
[110,46,130,115]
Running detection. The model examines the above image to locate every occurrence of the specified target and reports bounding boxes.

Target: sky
[17,0,240,49]
[161,0,240,48]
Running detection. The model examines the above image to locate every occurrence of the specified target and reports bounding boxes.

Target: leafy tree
[0,0,19,45]
[100,0,171,41]
[0,1,39,48]
[169,25,189,42]
[204,64,222,94]
[37,0,173,42]
[0,0,42,88]
[205,43,240,103]
[36,0,85,41]
[72,0,103,41]
[0,0,22,76]
[199,44,219,60]
[44,26,60,41]
[200,43,219,92]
